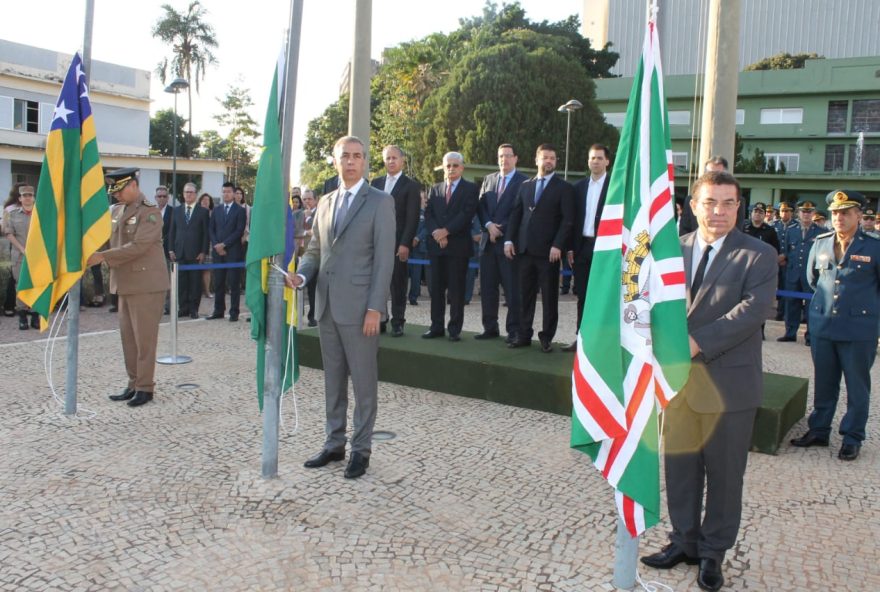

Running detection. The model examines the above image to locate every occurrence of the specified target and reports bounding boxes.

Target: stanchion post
[261,264,285,478]
[158,262,192,365]
[612,518,639,590]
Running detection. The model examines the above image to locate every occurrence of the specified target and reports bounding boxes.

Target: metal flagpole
[612,518,639,589]
[64,0,96,416]
[262,0,303,479]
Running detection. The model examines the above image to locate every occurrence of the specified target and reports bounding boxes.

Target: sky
[2,0,584,184]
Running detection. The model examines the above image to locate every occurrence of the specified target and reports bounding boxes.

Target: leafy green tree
[301,96,349,185]
[418,30,618,181]
[197,129,227,159]
[149,108,200,156]
[213,85,260,191]
[745,52,822,71]
[152,0,218,155]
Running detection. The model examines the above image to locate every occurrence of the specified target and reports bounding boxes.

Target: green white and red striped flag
[570,16,691,537]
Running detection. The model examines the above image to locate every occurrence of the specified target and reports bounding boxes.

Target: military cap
[767,204,778,213]
[105,167,140,194]
[863,208,876,220]
[779,203,793,212]
[797,200,817,212]
[750,202,766,213]
[812,210,827,223]
[826,189,866,212]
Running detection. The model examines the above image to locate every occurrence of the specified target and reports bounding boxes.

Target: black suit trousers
[428,254,468,335]
[479,243,520,336]
[518,254,560,341]
[664,404,756,562]
[177,260,202,315]
[212,253,242,315]
[389,257,408,327]
[573,238,596,329]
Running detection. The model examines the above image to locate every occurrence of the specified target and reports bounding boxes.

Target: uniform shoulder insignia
[863,232,880,241]
[142,199,157,207]
[816,231,834,239]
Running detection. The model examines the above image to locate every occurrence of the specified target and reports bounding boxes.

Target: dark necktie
[335,191,351,237]
[445,183,452,204]
[185,205,192,223]
[225,204,230,217]
[497,175,506,196]
[534,177,546,205]
[691,244,713,296]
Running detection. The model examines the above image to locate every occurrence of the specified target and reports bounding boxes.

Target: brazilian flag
[17,53,111,330]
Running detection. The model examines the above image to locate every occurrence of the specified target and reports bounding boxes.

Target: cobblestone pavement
[1,293,878,591]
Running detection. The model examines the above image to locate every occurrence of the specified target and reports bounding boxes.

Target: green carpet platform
[297,324,807,455]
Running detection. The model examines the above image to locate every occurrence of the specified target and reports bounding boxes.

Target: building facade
[0,40,227,203]
[594,56,880,206]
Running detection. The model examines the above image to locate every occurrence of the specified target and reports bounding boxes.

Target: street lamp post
[557,99,583,180]
[164,77,189,207]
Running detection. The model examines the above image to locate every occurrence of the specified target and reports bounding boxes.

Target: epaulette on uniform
[816,231,834,239]
[142,198,157,207]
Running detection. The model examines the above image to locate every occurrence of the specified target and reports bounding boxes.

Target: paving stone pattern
[1,296,878,591]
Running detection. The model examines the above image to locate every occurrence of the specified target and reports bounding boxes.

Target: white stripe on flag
[572,344,627,440]
[605,361,656,487]
[615,490,647,536]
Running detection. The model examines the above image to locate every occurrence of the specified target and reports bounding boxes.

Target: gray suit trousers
[664,405,756,562]
[318,299,379,456]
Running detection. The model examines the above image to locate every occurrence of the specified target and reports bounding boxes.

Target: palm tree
[152,1,218,156]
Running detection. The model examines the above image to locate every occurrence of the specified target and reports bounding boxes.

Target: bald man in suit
[641,171,777,591]
[288,136,395,479]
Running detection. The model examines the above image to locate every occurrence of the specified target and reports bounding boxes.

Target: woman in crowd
[199,192,215,298]
[2,185,38,329]
[2,183,27,316]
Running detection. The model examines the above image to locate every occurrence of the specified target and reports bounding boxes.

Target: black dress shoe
[474,330,500,340]
[540,338,553,353]
[508,340,530,348]
[448,334,461,342]
[127,391,153,407]
[178,309,190,317]
[838,443,860,461]
[391,326,404,337]
[421,330,444,339]
[409,299,419,306]
[229,314,239,322]
[697,558,724,591]
[109,387,135,401]
[776,335,796,342]
[344,452,370,479]
[108,306,118,313]
[790,432,829,447]
[303,449,345,468]
[308,319,317,327]
[206,312,224,320]
[641,543,699,569]
[380,323,387,334]
[562,341,577,352]
[190,312,200,319]
[505,334,516,344]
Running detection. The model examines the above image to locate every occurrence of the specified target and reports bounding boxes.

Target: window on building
[0,95,12,129]
[735,109,745,125]
[13,99,40,132]
[759,108,803,125]
[852,99,880,133]
[671,152,689,169]
[765,153,799,172]
[826,101,848,134]
[668,110,690,125]
[824,144,845,172]
[603,112,625,127]
[848,144,880,172]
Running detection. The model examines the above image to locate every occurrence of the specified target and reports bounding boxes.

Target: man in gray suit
[641,171,777,591]
[287,136,395,479]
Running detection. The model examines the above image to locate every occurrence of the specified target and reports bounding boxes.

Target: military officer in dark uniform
[812,210,828,230]
[861,208,878,238]
[87,168,169,407]
[743,202,780,252]
[772,203,797,320]
[778,200,823,344]
[791,190,880,461]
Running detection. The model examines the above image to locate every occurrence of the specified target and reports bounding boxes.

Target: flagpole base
[612,518,639,590]
[157,355,193,365]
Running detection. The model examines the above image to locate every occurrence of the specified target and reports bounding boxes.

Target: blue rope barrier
[177,261,246,271]
[777,289,813,300]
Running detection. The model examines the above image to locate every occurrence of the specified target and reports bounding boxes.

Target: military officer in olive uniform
[791,190,880,461]
[87,168,169,407]
[778,200,823,344]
